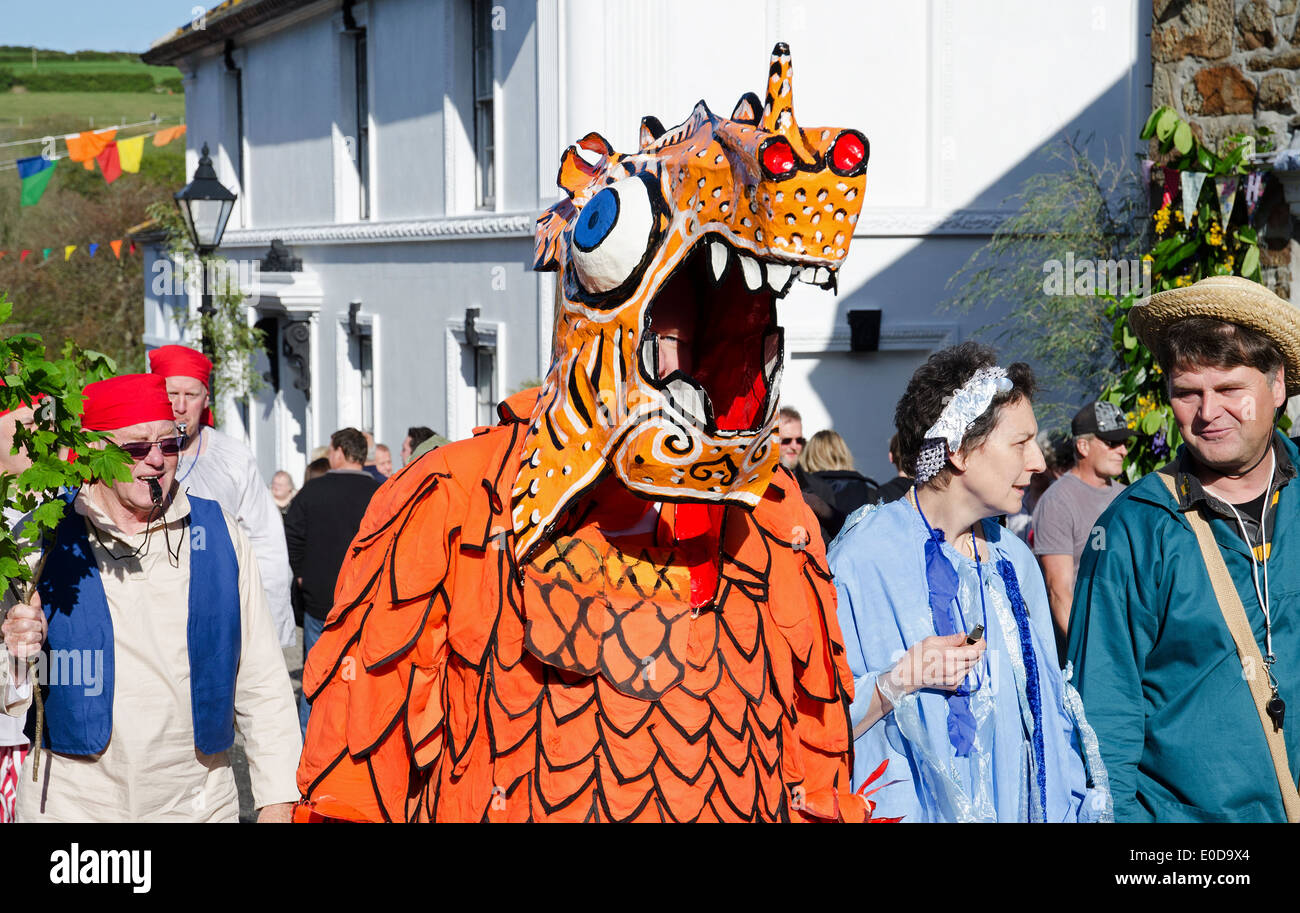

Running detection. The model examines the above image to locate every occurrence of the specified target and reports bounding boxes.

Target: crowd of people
[0,272,1297,822]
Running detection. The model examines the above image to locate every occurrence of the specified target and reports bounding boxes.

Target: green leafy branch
[0,293,133,592]
[1101,107,1269,481]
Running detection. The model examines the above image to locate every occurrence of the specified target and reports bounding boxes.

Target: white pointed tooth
[709,241,728,283]
[666,378,708,424]
[739,255,763,291]
[799,267,818,284]
[814,267,830,285]
[766,262,792,293]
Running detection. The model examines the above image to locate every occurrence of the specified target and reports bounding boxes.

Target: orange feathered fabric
[297,390,865,822]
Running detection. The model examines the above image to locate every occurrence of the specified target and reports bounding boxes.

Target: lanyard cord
[1223,450,1278,690]
[175,427,203,485]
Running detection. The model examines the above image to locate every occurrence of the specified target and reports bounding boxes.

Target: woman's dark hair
[1154,317,1283,380]
[894,341,1037,488]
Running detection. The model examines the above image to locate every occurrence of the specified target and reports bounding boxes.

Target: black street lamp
[174,143,237,358]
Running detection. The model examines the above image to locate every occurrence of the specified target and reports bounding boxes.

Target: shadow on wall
[805,61,1150,482]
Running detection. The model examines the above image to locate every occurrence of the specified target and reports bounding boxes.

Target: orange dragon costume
[297,44,882,822]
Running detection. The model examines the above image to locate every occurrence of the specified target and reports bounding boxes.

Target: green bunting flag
[16,156,57,207]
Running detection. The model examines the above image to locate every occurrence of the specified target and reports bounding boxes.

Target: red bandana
[82,374,175,432]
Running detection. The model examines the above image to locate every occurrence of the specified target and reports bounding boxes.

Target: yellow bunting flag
[63,245,76,261]
[117,135,145,173]
[109,240,123,259]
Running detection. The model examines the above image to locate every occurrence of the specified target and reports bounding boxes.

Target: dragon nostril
[760,138,796,179]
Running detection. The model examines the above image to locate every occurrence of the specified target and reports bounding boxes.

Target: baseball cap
[1071,401,1133,443]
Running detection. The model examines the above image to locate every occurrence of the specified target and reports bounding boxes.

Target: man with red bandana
[0,374,300,821]
[148,345,295,647]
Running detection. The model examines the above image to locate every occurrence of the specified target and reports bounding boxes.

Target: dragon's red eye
[760,139,796,178]
[830,132,867,174]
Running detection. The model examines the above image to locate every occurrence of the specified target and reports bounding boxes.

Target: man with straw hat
[1068,275,1300,822]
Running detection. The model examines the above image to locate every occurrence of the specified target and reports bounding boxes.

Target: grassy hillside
[0,48,186,372]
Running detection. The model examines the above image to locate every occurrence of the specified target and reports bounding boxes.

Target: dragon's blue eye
[574,189,619,251]
[570,174,660,296]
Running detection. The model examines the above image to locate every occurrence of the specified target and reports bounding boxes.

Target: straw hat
[1129,275,1300,396]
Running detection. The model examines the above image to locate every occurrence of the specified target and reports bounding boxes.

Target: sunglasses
[780,437,806,446]
[117,437,183,460]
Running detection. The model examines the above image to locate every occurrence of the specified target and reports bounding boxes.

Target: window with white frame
[472,0,495,210]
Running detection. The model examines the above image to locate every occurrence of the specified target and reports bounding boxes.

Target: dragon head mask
[516,42,869,560]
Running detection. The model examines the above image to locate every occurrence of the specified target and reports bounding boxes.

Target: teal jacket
[1066,433,1300,822]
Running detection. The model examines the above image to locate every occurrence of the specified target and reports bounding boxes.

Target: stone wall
[1152,0,1300,299]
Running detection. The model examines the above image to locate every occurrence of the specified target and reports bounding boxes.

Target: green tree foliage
[0,292,132,591]
[947,137,1147,430]
[1102,106,1266,480]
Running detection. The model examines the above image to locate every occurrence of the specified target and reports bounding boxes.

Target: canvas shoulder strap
[1158,473,1300,822]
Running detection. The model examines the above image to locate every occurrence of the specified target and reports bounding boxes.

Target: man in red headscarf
[148,344,295,647]
[0,374,301,821]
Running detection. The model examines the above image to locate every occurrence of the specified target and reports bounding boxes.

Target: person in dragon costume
[296,43,881,822]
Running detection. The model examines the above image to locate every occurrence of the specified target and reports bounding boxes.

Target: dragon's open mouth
[640,235,835,435]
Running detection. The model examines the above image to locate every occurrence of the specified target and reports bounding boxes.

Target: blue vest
[32,492,242,756]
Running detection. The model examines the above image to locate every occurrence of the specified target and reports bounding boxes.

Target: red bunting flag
[96,142,122,184]
[110,240,123,259]
[129,242,136,255]
[19,250,30,263]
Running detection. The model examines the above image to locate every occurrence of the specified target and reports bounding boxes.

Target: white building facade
[143,0,1150,485]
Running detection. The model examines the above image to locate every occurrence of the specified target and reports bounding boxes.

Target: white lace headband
[915,366,1014,483]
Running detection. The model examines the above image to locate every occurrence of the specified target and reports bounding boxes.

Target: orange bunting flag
[66,129,117,163]
[152,125,187,147]
[96,142,122,184]
[0,251,6,260]
[63,245,76,261]
[110,240,123,259]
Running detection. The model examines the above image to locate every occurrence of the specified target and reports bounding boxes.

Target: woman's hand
[888,632,986,694]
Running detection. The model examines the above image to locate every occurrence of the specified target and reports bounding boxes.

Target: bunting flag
[16,156,57,207]
[117,135,145,174]
[96,142,122,184]
[1141,158,1154,187]
[0,240,137,267]
[65,129,117,164]
[152,125,186,147]
[1214,175,1239,225]
[1245,171,1265,219]
[1180,170,1207,228]
[1161,167,1179,209]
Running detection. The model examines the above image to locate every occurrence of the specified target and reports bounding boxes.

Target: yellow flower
[1142,253,1154,262]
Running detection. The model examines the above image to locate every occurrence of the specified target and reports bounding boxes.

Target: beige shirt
[1,488,301,821]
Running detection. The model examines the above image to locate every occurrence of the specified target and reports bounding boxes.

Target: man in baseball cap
[0,374,300,821]
[149,344,295,647]
[1031,400,1134,657]
[1068,275,1300,821]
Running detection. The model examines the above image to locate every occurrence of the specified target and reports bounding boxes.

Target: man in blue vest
[1069,276,1300,821]
[0,373,301,821]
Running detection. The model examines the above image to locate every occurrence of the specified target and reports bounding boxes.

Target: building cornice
[218,212,538,247]
[142,0,324,65]
[217,206,1009,249]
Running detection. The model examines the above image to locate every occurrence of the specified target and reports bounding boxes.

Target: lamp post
[174,143,237,358]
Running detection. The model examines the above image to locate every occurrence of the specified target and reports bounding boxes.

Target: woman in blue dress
[829,343,1110,822]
